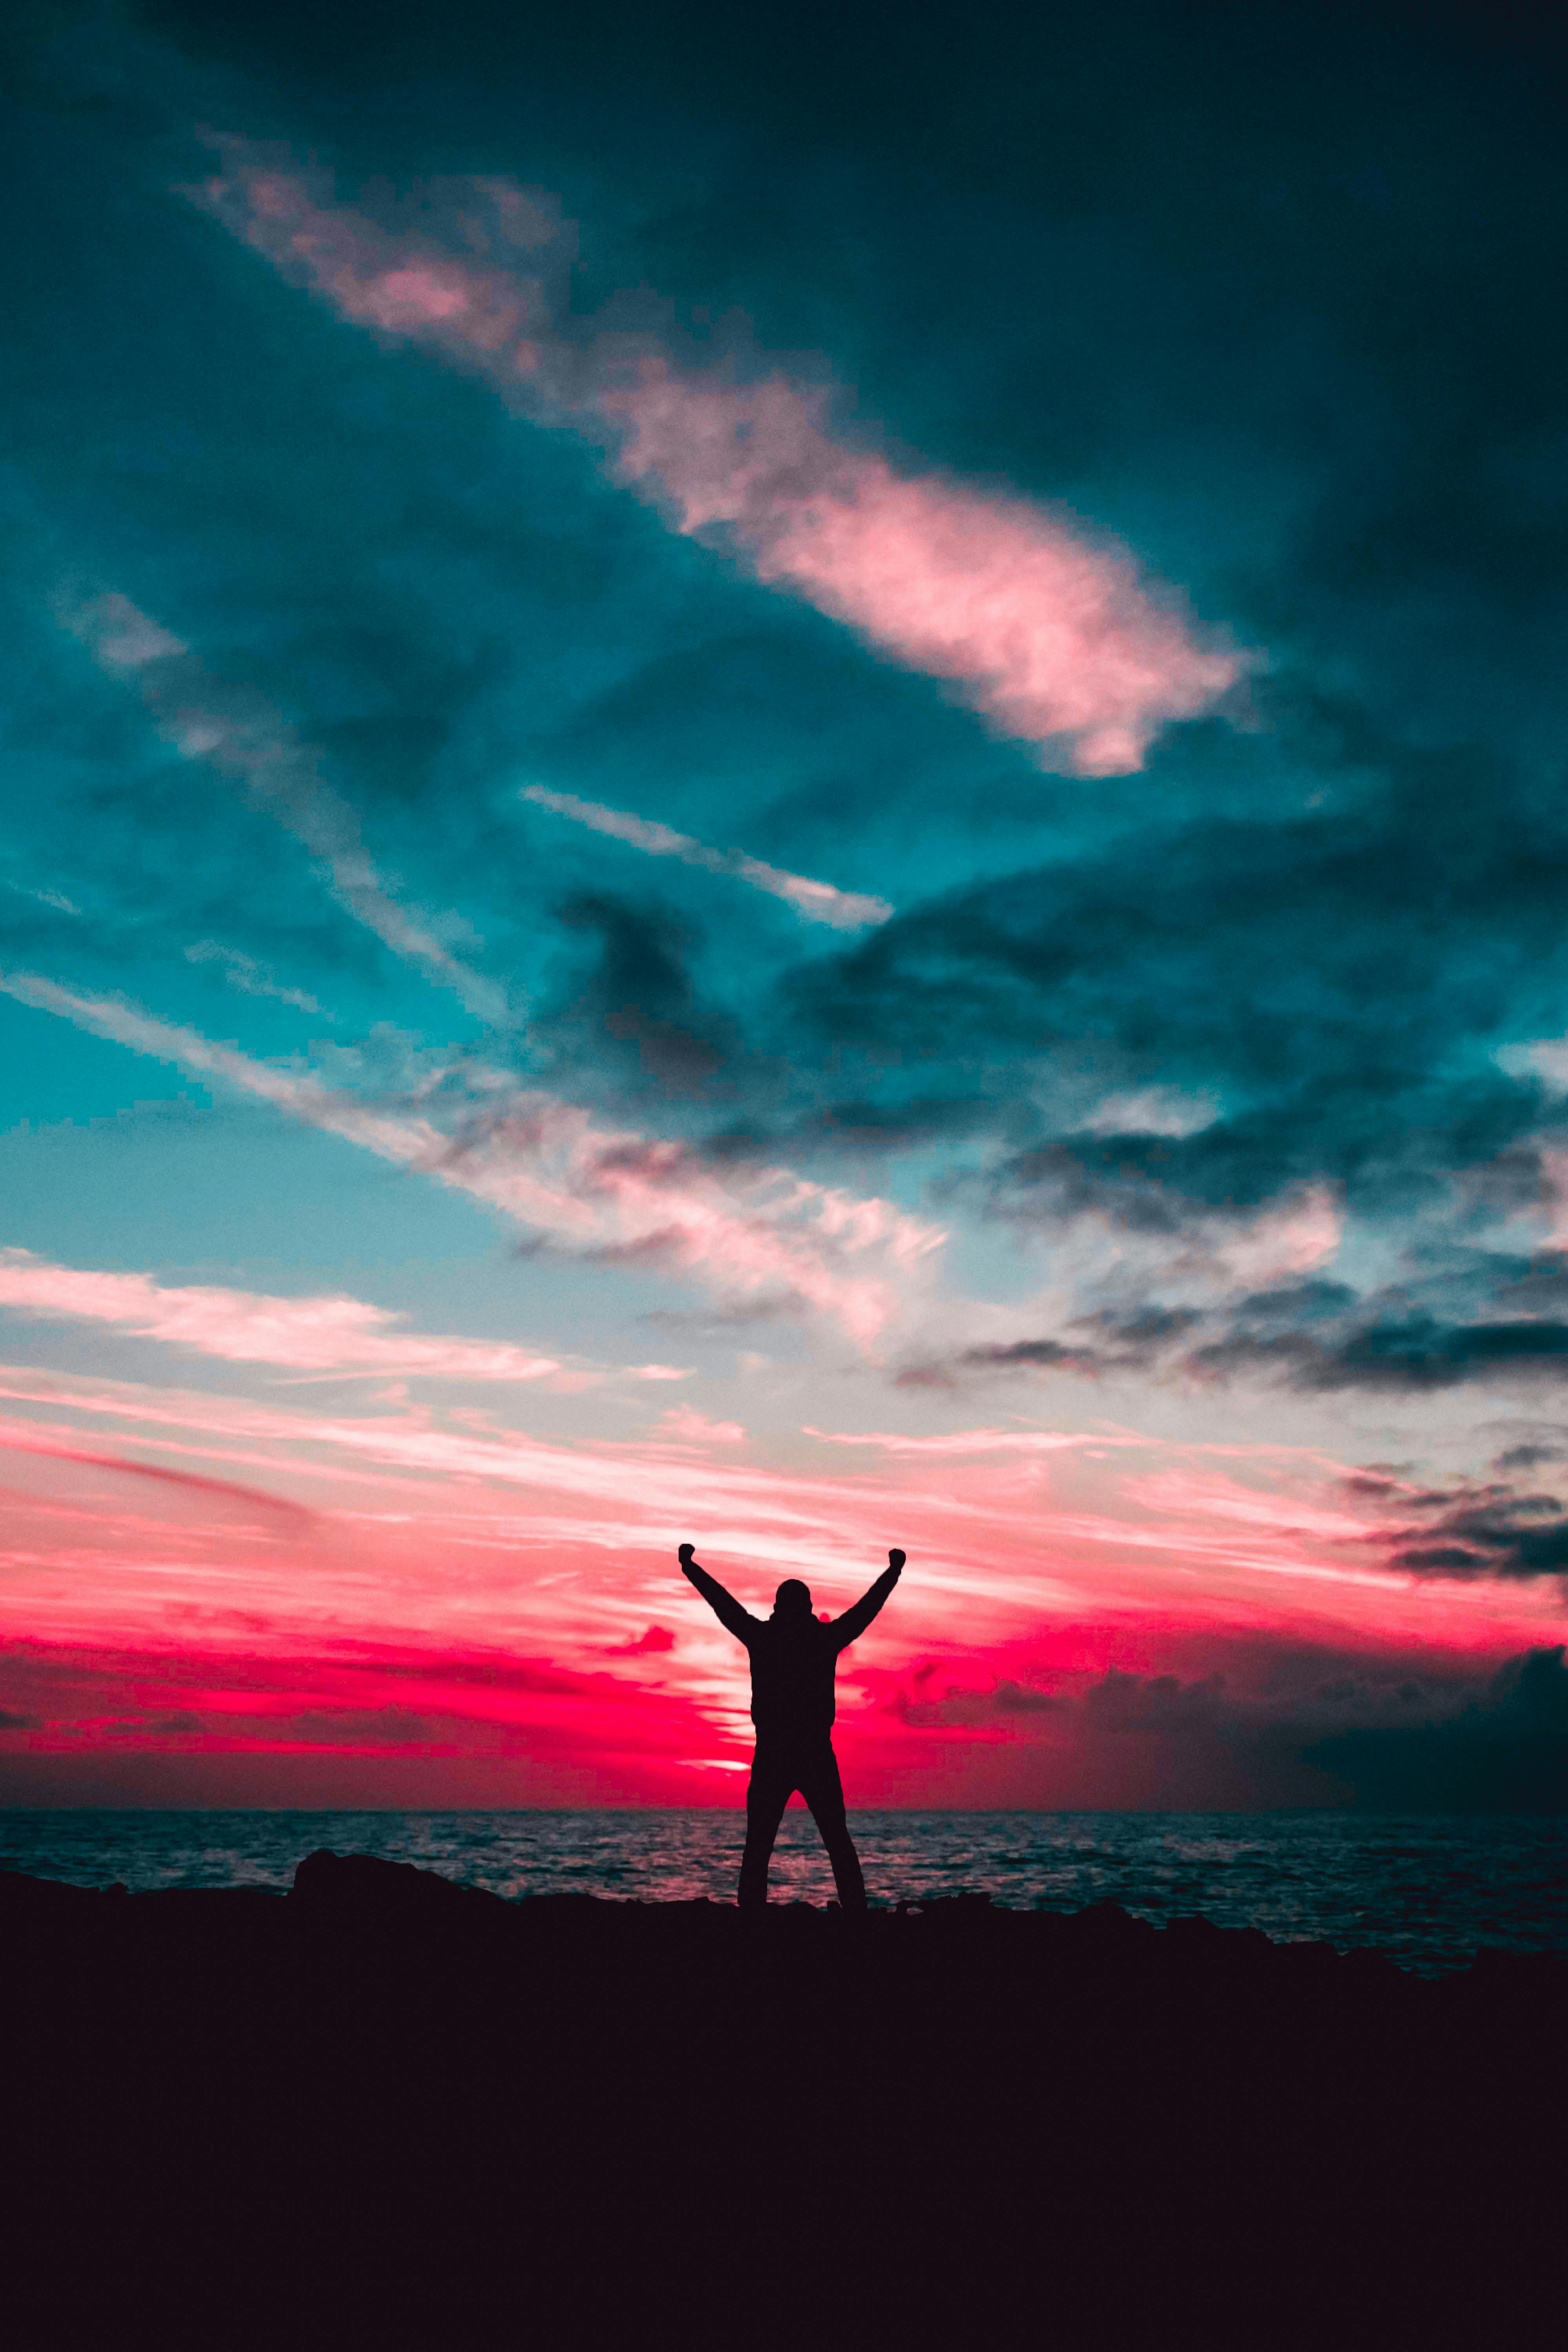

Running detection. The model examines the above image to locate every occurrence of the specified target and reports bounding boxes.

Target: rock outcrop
[4,1858,1562,2348]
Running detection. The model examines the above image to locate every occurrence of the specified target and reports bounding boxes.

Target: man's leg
[797,1744,867,1912]
[739,1748,793,1909]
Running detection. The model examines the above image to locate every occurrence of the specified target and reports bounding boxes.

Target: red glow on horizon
[0,1363,1557,1807]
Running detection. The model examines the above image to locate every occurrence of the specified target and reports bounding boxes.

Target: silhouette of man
[678,1541,905,1911]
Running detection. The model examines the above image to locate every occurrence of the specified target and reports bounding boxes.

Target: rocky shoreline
[7,1851,1563,2347]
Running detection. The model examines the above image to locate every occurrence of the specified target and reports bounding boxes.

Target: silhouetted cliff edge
[5,1853,1563,2349]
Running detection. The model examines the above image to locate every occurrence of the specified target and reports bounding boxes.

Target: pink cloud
[1205,1184,1342,1287]
[193,149,1244,776]
[1533,1146,1568,1247]
[0,1425,312,1522]
[439,1104,945,1343]
[804,1425,1137,1457]
[1123,1468,1383,1544]
[521,786,891,928]
[0,1249,561,1384]
[604,1624,677,1655]
[658,1405,746,1445]
[605,363,1240,774]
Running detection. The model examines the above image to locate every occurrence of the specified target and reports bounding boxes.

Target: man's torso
[744,1618,838,1740]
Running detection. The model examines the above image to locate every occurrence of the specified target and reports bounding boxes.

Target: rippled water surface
[3,1809,1564,1971]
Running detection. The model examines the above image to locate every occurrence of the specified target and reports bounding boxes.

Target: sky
[3,0,1568,1808]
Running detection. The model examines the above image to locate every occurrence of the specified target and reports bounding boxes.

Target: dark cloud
[899,1308,1209,1390]
[1495,1442,1566,1471]
[880,1639,1568,1808]
[699,1094,998,1166]
[1334,1464,1568,1587]
[639,1299,806,1331]
[884,1660,1065,1729]
[544,893,750,1103]
[993,1679,1065,1714]
[894,1262,1568,1411]
[1191,1314,1568,1393]
[791,738,1568,1212]
[1383,1483,1568,1581]
[1307,1644,1568,1808]
[604,1625,676,1655]
[940,1339,1099,1381]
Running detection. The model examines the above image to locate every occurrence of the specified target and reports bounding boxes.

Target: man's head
[772,1577,813,1619]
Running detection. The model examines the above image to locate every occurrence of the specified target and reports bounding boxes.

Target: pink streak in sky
[194,147,1243,776]
[0,1426,312,1521]
[0,1250,561,1384]
[604,362,1240,775]
[520,786,892,928]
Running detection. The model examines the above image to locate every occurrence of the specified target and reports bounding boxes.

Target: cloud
[1355,1471,1568,1583]
[183,941,326,1016]
[869,1631,1568,1809]
[0,1248,561,1385]
[0,1624,728,1805]
[546,890,744,1098]
[1495,1442,1566,1471]
[605,361,1243,775]
[0,971,946,1345]
[657,1405,746,1445]
[0,1425,312,1522]
[604,1624,676,1655]
[4,880,80,917]
[885,1186,1339,1392]
[54,589,508,1022]
[1192,1314,1568,1393]
[788,736,1568,1226]
[803,1426,1129,1457]
[192,147,1242,777]
[1306,1644,1568,1808]
[437,1099,945,1344]
[916,1337,1106,1386]
[521,785,891,929]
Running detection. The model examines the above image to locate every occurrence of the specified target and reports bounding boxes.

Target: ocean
[3,1808,1565,1972]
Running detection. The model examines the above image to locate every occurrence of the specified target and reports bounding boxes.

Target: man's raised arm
[677,1543,756,1644]
[830,1549,905,1651]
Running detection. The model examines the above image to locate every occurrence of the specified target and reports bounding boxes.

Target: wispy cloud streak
[55,589,507,1022]
[0,1424,312,1522]
[521,786,892,928]
[183,942,326,1015]
[0,974,944,1343]
[195,149,1242,775]
[0,1250,561,1383]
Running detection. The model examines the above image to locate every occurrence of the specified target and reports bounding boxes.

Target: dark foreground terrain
[5,1854,1564,2349]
